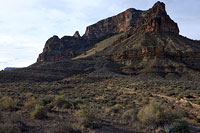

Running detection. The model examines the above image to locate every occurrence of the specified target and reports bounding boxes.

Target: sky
[0,0,199,70]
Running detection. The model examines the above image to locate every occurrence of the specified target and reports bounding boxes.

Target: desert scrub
[0,96,19,111]
[122,109,138,122]
[38,95,54,106]
[53,95,74,109]
[167,119,189,132]
[137,102,178,127]
[76,105,99,128]
[24,97,37,110]
[0,123,20,133]
[107,104,123,114]
[31,104,48,119]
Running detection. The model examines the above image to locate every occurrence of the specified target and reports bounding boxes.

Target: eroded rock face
[37,35,87,62]
[83,8,143,40]
[37,1,180,62]
[114,45,200,62]
[139,1,179,34]
[114,46,165,61]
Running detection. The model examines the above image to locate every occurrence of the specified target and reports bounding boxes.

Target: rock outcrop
[73,31,81,38]
[83,8,143,40]
[114,45,200,62]
[37,1,180,62]
[136,1,179,34]
[37,35,87,62]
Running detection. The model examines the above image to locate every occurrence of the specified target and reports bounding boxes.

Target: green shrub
[122,109,138,122]
[194,118,200,123]
[53,95,73,109]
[76,105,98,128]
[31,104,47,119]
[137,103,178,126]
[0,96,19,111]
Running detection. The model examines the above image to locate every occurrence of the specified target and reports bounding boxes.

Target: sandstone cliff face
[37,1,180,62]
[37,35,86,62]
[83,8,143,40]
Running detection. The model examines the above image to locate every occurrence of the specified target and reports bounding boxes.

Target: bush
[0,96,19,111]
[53,95,73,109]
[107,104,123,114]
[38,96,54,106]
[76,105,98,128]
[137,103,178,126]
[170,119,189,132]
[24,97,37,110]
[0,123,19,133]
[194,118,200,123]
[31,104,48,119]
[122,109,138,122]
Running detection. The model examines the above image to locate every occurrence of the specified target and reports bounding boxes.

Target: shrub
[53,124,81,133]
[76,105,98,128]
[10,113,22,123]
[38,95,54,106]
[107,104,123,114]
[0,96,19,111]
[137,103,178,126]
[31,104,48,119]
[53,95,73,109]
[122,109,138,122]
[24,97,37,110]
[194,118,200,123]
[170,119,189,132]
[0,123,19,133]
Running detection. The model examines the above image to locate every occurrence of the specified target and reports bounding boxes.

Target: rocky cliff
[83,8,143,40]
[37,1,180,62]
[37,7,145,62]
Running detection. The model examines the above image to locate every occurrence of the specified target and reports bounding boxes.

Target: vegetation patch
[31,104,48,119]
[0,96,19,111]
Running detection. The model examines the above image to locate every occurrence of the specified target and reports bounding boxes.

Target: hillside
[0,1,200,133]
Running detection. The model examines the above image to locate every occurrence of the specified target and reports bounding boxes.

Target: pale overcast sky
[0,0,199,70]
